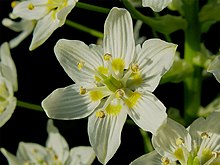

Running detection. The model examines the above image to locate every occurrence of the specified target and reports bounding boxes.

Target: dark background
[0,0,220,164]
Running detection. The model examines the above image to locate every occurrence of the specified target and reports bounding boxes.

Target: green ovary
[0,82,9,114]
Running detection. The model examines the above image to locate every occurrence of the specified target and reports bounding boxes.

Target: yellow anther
[212,151,220,158]
[131,64,139,73]
[201,132,210,139]
[115,89,125,98]
[96,110,105,118]
[77,61,84,70]
[176,137,184,146]
[161,157,170,165]
[104,53,112,61]
[11,1,18,8]
[79,86,86,95]
[28,3,34,10]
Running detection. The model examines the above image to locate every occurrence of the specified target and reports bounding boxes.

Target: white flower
[207,55,220,83]
[142,0,172,12]
[0,42,17,127]
[2,18,36,49]
[1,120,96,165]
[42,7,177,164]
[130,110,220,165]
[11,0,78,50]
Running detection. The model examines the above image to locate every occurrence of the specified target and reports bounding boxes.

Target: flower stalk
[17,100,43,112]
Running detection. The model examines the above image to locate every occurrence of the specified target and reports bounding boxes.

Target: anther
[11,1,18,8]
[212,151,220,158]
[96,110,105,118]
[77,61,84,70]
[104,53,112,61]
[79,86,87,95]
[201,132,210,139]
[115,89,125,98]
[161,156,170,165]
[131,64,139,73]
[176,137,184,146]
[28,3,34,10]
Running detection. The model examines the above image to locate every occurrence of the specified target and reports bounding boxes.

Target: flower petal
[103,7,135,68]
[0,42,18,91]
[207,55,220,83]
[88,108,127,164]
[2,19,35,49]
[142,0,172,12]
[42,84,100,119]
[127,92,167,134]
[0,148,21,165]
[46,120,69,163]
[54,39,104,85]
[188,110,220,153]
[66,146,96,165]
[12,0,49,20]
[130,150,162,165]
[29,11,60,50]
[135,39,177,92]
[152,118,191,161]
[16,142,48,163]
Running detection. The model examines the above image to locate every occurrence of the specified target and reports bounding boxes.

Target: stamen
[115,89,125,98]
[176,137,184,146]
[28,3,34,10]
[79,86,86,95]
[131,64,139,73]
[161,156,170,165]
[11,1,18,8]
[201,132,210,139]
[77,61,85,70]
[104,53,112,61]
[212,151,220,158]
[96,110,105,118]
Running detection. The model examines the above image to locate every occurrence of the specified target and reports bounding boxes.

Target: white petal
[0,148,21,165]
[29,11,59,50]
[0,97,16,128]
[188,110,220,153]
[0,42,18,91]
[152,118,191,161]
[135,39,177,92]
[46,120,69,163]
[88,108,127,164]
[42,84,99,119]
[127,92,167,134]
[142,0,172,12]
[207,55,220,83]
[130,151,162,165]
[103,7,135,68]
[66,146,96,165]
[16,142,48,163]
[12,0,49,20]
[54,39,104,85]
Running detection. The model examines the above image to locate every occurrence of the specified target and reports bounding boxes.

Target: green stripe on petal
[142,0,172,12]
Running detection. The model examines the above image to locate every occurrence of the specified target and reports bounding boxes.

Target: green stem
[183,0,202,124]
[65,19,104,38]
[17,100,43,112]
[139,129,153,153]
[76,2,110,14]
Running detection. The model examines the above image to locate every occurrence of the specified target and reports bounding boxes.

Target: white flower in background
[2,18,36,49]
[130,110,220,165]
[142,0,172,12]
[1,120,96,165]
[134,20,146,45]
[0,42,17,127]
[42,7,177,164]
[207,55,220,83]
[11,0,78,50]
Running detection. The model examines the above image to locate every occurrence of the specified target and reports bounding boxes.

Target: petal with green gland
[42,84,100,119]
[88,107,127,164]
[142,0,172,12]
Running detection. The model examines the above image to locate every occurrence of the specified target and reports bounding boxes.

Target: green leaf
[199,1,220,32]
[148,14,187,35]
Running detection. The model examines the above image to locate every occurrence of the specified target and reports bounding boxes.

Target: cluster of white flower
[1,0,220,164]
